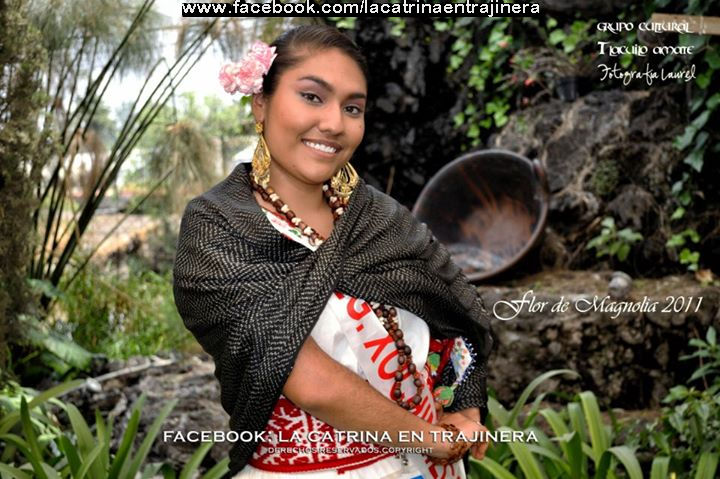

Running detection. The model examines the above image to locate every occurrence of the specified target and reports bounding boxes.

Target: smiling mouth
[302,140,339,155]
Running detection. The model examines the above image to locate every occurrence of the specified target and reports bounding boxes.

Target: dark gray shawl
[172,162,494,476]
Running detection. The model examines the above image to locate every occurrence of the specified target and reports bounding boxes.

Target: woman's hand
[436,407,491,461]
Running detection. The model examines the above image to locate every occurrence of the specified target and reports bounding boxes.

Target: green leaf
[601,217,615,229]
[708,93,720,111]
[685,150,705,172]
[679,248,700,266]
[76,443,104,479]
[467,124,480,139]
[488,396,511,426]
[564,430,585,479]
[697,71,711,89]
[180,441,214,479]
[650,456,670,479]
[108,399,143,479]
[671,207,685,220]
[674,125,698,150]
[200,458,230,479]
[0,433,46,479]
[123,398,178,479]
[507,370,580,429]
[433,20,450,32]
[504,433,547,479]
[618,243,630,261]
[526,443,571,475]
[0,463,33,479]
[707,327,717,346]
[620,53,633,68]
[579,391,608,462]
[679,190,692,206]
[19,315,94,370]
[141,463,164,479]
[608,445,644,479]
[20,397,48,479]
[705,47,720,69]
[453,112,465,127]
[549,29,566,45]
[58,434,81,477]
[695,452,719,479]
[95,409,110,473]
[65,404,95,456]
[667,234,685,248]
[663,385,689,403]
[692,110,711,129]
[470,455,517,479]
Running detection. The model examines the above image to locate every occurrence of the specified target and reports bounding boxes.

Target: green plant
[0,379,229,478]
[59,263,195,360]
[445,17,516,146]
[590,160,620,198]
[586,217,643,262]
[666,228,701,272]
[28,0,219,310]
[620,326,720,478]
[468,369,671,479]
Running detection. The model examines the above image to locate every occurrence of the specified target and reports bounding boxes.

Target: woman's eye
[346,105,364,115]
[301,92,321,103]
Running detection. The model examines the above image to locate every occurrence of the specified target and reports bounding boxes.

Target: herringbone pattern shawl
[172,162,495,475]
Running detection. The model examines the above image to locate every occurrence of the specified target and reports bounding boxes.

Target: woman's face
[252,48,367,186]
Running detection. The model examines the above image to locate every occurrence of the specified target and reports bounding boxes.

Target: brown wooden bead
[395,372,403,382]
[395,339,405,349]
[414,378,423,387]
[404,345,411,355]
[408,363,416,374]
[286,210,295,219]
[393,388,402,399]
[395,330,403,339]
[412,395,422,405]
[398,355,406,364]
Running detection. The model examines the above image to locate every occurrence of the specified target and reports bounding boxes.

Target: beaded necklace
[249,171,424,409]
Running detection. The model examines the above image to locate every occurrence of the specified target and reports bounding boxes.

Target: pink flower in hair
[219,41,277,95]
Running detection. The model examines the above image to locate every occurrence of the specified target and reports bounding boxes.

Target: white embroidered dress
[233,206,467,479]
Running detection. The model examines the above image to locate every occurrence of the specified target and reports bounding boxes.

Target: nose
[317,102,344,135]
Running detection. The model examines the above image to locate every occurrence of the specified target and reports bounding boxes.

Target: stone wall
[479,270,720,409]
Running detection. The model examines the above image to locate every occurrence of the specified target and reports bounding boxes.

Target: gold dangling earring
[331,161,359,205]
[252,121,271,189]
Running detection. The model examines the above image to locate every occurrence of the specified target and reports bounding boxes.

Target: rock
[57,352,230,472]
[480,270,720,410]
[491,87,688,274]
[608,271,632,299]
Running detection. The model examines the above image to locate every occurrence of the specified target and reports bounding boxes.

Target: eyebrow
[297,75,367,100]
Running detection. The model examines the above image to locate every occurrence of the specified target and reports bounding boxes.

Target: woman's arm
[283,336,480,458]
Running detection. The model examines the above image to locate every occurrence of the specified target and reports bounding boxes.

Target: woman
[173,25,494,479]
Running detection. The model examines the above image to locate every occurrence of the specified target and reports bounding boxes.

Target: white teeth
[304,140,337,154]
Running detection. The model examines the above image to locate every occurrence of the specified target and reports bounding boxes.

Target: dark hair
[261,25,368,97]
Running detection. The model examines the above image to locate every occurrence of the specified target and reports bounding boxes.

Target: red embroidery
[249,396,393,472]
